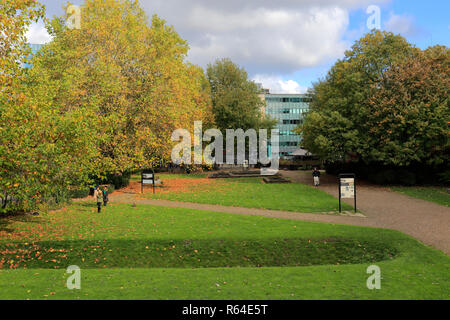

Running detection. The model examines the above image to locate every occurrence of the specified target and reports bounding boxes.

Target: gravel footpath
[281,170,450,255]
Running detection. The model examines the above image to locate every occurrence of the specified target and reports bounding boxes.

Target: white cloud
[35,0,389,76]
[384,13,421,37]
[140,0,387,74]
[252,75,307,94]
[188,7,296,32]
[25,22,52,44]
[188,6,350,74]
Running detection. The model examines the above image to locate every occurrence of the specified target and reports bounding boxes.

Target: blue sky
[27,0,449,93]
[288,0,450,91]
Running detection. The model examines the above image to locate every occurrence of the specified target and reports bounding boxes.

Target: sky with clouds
[26,0,449,93]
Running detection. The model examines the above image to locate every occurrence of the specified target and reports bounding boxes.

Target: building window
[281,142,298,147]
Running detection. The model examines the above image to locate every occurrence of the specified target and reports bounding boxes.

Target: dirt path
[108,171,450,255]
[281,170,450,255]
[112,192,370,222]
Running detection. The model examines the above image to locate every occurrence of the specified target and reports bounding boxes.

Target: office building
[263,93,312,159]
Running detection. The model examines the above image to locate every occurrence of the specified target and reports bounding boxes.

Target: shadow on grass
[72,201,97,208]
[0,237,398,269]
[0,218,14,233]
[0,214,44,234]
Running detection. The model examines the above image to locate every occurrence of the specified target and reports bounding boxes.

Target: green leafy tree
[300,31,427,165]
[206,58,275,132]
[366,45,449,166]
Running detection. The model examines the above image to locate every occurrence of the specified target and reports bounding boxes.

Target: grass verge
[0,202,448,299]
[392,186,449,207]
[142,174,353,213]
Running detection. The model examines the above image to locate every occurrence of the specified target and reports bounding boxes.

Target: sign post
[142,169,156,194]
[339,173,357,213]
[243,160,249,171]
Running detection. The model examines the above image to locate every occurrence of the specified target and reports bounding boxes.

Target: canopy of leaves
[207,58,275,132]
[30,0,213,175]
[1,0,95,212]
[0,0,45,90]
[1,0,214,213]
[300,31,448,167]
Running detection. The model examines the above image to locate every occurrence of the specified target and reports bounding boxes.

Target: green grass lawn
[0,202,448,300]
[144,175,353,213]
[392,186,450,207]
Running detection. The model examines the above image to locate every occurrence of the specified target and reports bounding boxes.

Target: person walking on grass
[103,186,109,207]
[94,186,103,213]
[313,168,321,187]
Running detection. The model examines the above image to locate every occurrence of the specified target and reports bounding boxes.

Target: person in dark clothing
[313,168,321,187]
[103,186,109,207]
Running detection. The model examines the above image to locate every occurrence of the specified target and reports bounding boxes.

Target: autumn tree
[300,31,449,183]
[300,31,420,164]
[1,0,47,211]
[1,0,99,211]
[0,0,44,91]
[30,0,213,178]
[366,45,449,166]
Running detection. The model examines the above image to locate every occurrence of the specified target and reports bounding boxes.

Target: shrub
[104,172,131,190]
[397,170,416,186]
[202,163,214,172]
[368,172,386,185]
[383,169,397,184]
[184,164,203,174]
[69,187,90,199]
[438,170,450,185]
[367,170,393,185]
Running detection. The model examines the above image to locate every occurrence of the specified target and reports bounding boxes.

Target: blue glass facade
[264,94,311,158]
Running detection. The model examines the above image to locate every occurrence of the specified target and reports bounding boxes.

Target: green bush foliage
[301,31,449,185]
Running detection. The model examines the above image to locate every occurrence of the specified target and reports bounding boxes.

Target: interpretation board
[141,169,156,194]
[338,173,357,213]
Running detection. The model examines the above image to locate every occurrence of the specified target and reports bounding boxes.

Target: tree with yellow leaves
[1,0,99,212]
[30,0,213,179]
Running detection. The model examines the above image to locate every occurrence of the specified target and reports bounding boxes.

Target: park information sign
[338,173,357,213]
[141,169,156,194]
